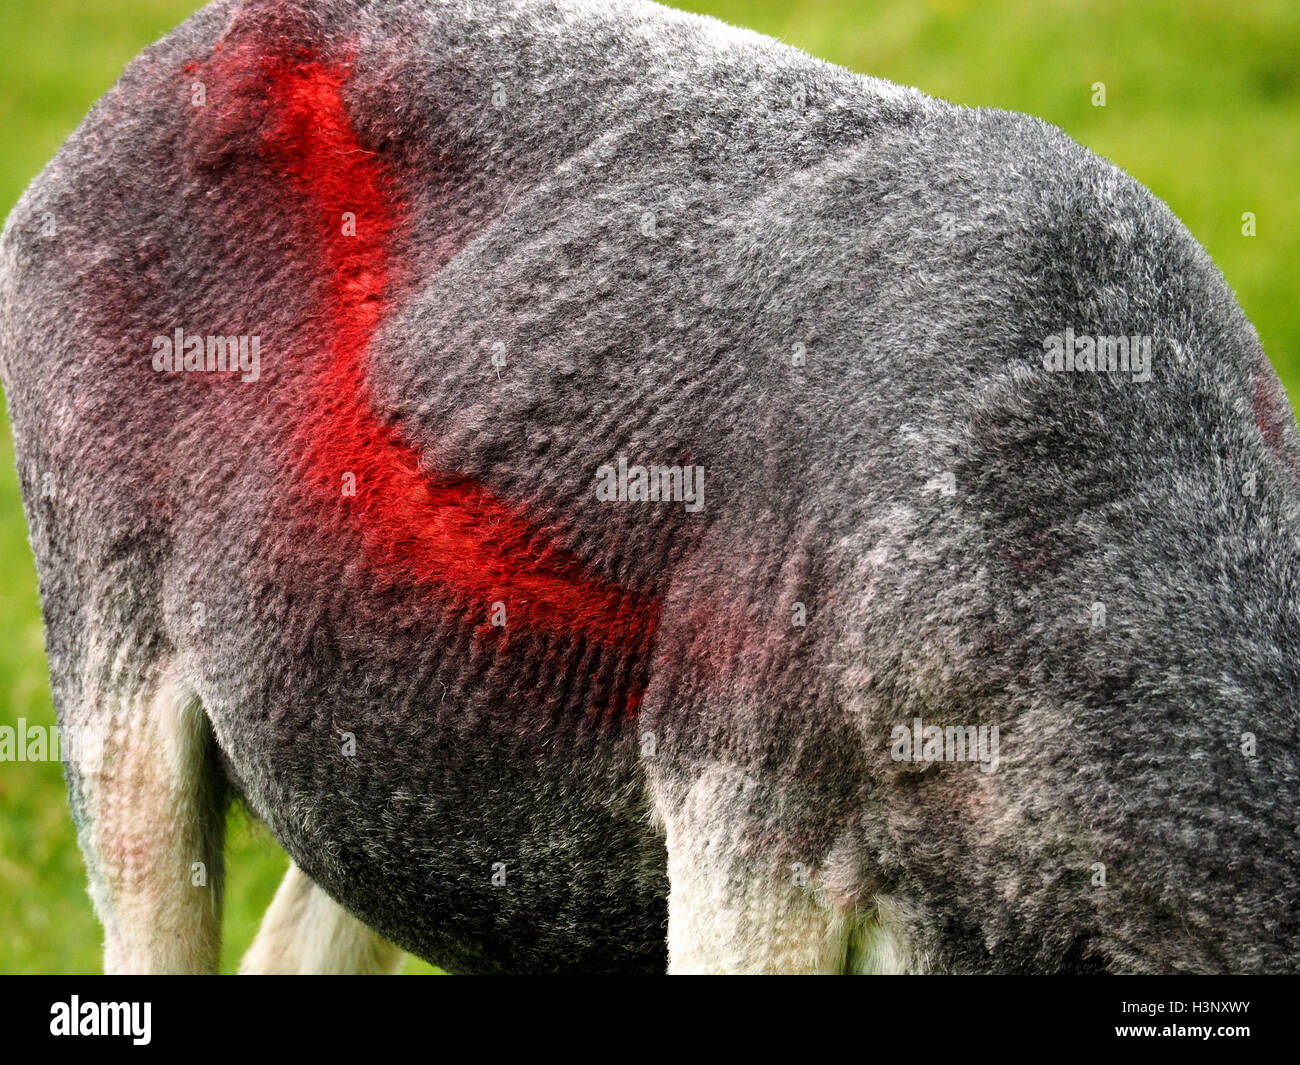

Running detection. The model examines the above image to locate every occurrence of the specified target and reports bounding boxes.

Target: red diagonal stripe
[202,41,659,660]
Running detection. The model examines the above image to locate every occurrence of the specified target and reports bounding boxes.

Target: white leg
[240,863,403,975]
[71,664,225,974]
[657,768,851,974]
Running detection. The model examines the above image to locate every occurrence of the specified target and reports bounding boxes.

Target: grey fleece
[1,0,1298,973]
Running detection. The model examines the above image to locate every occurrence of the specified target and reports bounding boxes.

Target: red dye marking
[1253,372,1300,483]
[202,40,659,666]
[1255,377,1285,455]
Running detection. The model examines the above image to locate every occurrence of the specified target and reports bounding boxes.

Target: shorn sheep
[2,0,1297,973]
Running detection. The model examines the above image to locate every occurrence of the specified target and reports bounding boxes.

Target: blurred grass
[0,0,1296,973]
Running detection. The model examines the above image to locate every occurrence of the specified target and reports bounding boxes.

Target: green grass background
[1,0,1296,974]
